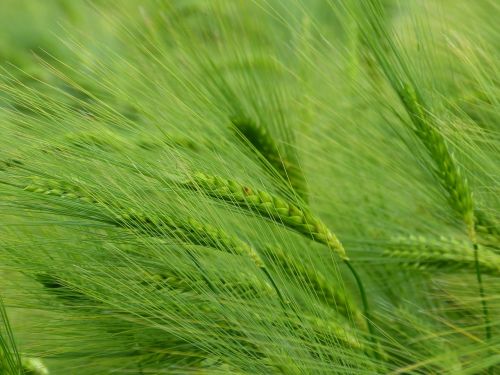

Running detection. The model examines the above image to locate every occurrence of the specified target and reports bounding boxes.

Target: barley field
[0,1,499,374]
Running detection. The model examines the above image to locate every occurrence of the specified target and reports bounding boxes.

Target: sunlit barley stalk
[20,358,50,375]
[0,349,49,375]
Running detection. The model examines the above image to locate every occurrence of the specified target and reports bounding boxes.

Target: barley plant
[0,0,499,374]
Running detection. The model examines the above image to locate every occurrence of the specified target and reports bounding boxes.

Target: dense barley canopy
[0,0,498,374]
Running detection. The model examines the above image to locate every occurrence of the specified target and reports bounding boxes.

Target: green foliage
[0,0,499,374]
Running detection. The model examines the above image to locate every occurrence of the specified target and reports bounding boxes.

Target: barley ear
[186,172,347,260]
[399,83,474,221]
[231,116,308,201]
[397,83,491,344]
[384,235,500,276]
[22,176,292,312]
[23,177,266,268]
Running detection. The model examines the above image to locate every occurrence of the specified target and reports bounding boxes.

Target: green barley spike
[145,269,276,299]
[384,235,500,276]
[399,83,474,225]
[395,81,491,347]
[23,177,265,268]
[186,172,347,260]
[301,314,365,351]
[231,117,308,201]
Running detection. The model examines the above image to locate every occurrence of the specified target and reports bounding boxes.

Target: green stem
[473,244,491,340]
[261,267,293,317]
[345,260,378,355]
[473,243,492,362]
[469,219,492,373]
